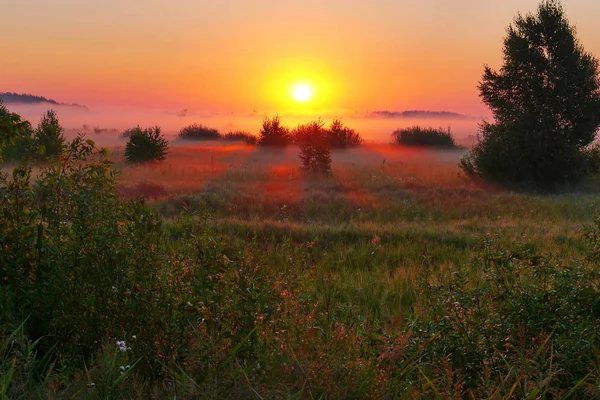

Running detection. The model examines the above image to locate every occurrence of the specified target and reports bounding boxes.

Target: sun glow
[293,84,312,103]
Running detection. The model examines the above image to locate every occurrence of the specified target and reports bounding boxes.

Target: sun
[293,85,312,103]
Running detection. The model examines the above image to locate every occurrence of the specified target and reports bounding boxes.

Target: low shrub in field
[392,126,457,148]
[294,120,332,175]
[258,116,290,146]
[222,130,257,145]
[327,118,363,148]
[125,126,168,163]
[412,236,600,397]
[177,123,221,140]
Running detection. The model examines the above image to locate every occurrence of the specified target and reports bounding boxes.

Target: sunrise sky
[2,0,600,117]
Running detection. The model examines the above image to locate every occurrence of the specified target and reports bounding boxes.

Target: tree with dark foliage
[0,100,31,158]
[35,110,65,160]
[461,0,600,185]
[125,126,168,163]
[258,116,290,147]
[296,120,332,175]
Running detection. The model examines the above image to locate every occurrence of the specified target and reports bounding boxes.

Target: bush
[461,0,600,185]
[222,130,257,145]
[391,126,457,148]
[327,119,363,148]
[177,123,221,140]
[258,116,290,146]
[125,126,168,163]
[0,136,200,377]
[295,120,332,175]
[412,234,600,395]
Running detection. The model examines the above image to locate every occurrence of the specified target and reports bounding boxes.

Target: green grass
[3,141,600,398]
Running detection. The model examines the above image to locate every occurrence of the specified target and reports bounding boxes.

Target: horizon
[2,1,600,116]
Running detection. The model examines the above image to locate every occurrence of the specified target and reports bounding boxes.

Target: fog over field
[7,102,482,147]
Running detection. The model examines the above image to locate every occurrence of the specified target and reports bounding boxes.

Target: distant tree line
[0,92,88,109]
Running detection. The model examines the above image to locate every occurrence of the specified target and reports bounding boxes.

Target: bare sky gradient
[2,0,600,117]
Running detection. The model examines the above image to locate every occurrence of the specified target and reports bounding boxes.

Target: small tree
[327,119,363,148]
[295,120,332,175]
[35,110,65,160]
[125,126,168,163]
[258,116,290,146]
[461,0,600,185]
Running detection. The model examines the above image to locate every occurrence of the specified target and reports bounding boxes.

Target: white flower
[116,340,130,352]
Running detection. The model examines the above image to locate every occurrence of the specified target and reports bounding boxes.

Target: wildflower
[116,340,131,352]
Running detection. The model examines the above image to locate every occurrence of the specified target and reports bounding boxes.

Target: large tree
[462,0,600,185]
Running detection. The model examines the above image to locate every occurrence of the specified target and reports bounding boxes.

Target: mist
[7,103,482,147]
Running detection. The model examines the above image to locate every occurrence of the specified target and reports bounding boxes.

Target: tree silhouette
[462,0,600,185]
[296,120,332,175]
[258,116,290,147]
[125,126,169,163]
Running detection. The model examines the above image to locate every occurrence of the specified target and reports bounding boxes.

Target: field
[3,140,600,398]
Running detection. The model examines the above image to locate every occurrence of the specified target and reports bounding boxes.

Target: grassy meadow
[3,139,600,398]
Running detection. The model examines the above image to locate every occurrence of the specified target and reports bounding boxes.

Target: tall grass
[2,138,600,398]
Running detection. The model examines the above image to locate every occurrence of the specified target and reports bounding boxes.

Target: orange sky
[2,0,600,117]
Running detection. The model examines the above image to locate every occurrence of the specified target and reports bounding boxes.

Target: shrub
[258,116,290,146]
[177,123,221,140]
[125,126,168,163]
[415,235,600,394]
[0,136,198,376]
[391,126,457,148]
[222,130,257,145]
[461,0,600,185]
[327,118,363,148]
[295,120,332,175]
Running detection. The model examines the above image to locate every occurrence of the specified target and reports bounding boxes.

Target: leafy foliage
[462,0,600,185]
[125,126,168,163]
[258,116,291,146]
[392,126,457,148]
[0,100,31,159]
[295,120,332,175]
[177,123,221,140]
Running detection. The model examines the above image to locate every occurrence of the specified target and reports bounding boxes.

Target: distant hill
[0,92,88,110]
[368,110,472,119]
